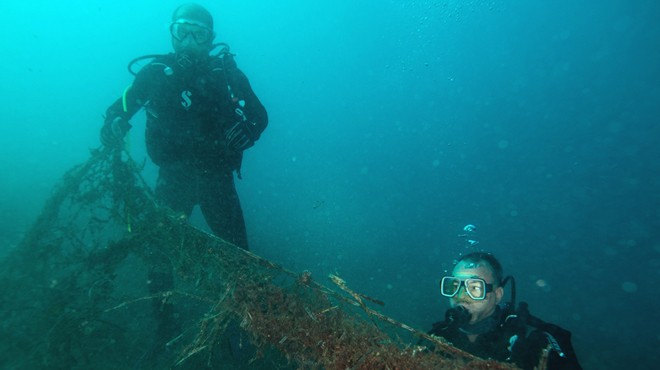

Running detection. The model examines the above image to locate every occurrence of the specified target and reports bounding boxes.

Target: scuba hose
[210,42,232,58]
[122,85,132,233]
[501,275,567,357]
[127,43,233,76]
[500,275,516,314]
[121,85,131,113]
[120,74,134,233]
[127,54,169,76]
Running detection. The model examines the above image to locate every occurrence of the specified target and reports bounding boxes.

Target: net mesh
[0,148,518,369]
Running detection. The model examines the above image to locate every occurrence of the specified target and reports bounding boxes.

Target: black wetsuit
[428,305,583,370]
[105,51,268,249]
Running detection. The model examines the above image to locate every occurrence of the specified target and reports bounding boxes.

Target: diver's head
[170,3,215,64]
[441,252,504,324]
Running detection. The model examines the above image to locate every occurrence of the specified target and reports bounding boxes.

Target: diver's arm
[232,68,268,141]
[103,80,146,125]
[100,67,153,146]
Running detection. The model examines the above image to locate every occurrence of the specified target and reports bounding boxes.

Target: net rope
[0,148,518,369]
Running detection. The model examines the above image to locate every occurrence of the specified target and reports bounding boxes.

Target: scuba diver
[99,3,267,363]
[427,252,583,370]
[100,3,267,250]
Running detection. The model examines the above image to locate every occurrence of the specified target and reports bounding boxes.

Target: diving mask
[170,19,213,44]
[440,276,493,300]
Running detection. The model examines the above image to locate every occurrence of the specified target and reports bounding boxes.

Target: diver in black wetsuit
[101,3,267,250]
[426,252,582,370]
[99,3,267,356]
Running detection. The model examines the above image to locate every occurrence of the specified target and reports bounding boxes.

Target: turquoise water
[1,1,658,369]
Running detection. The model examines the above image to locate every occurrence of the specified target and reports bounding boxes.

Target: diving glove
[100,117,131,146]
[225,120,257,151]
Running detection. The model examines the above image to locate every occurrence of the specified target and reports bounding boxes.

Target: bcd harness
[124,43,248,126]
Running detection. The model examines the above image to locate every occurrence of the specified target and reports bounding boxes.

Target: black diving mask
[170,19,213,44]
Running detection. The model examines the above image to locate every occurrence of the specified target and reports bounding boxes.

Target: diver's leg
[149,164,195,346]
[199,170,249,250]
[154,163,196,217]
[199,172,256,368]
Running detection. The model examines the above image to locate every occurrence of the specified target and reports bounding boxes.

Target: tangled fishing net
[0,148,518,369]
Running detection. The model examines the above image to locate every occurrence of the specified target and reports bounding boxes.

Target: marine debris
[0,148,518,369]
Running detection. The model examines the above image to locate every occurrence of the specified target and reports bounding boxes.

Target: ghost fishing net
[0,148,518,370]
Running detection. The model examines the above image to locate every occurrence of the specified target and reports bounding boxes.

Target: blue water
[1,1,658,369]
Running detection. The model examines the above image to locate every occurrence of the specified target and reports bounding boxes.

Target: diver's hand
[100,117,131,146]
[225,120,257,151]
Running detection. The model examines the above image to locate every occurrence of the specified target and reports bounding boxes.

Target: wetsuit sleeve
[103,68,152,126]
[230,68,268,141]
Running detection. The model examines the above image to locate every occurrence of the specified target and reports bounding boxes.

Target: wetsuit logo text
[181,90,193,109]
